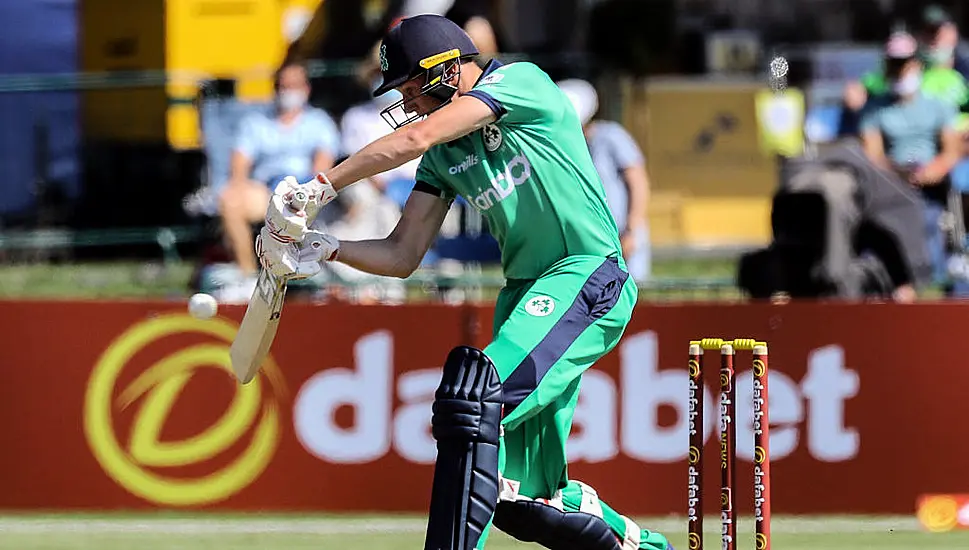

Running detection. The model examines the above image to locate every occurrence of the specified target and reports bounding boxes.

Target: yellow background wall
[82,0,323,149]
[622,77,799,248]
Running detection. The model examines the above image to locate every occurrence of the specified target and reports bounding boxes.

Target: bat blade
[230,269,288,384]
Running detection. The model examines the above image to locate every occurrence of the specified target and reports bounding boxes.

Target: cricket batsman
[256,14,673,550]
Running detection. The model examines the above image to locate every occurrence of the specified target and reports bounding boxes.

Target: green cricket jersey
[415,60,622,280]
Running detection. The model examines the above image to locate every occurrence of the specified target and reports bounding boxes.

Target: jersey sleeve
[467,63,551,125]
[414,154,457,202]
[936,97,961,131]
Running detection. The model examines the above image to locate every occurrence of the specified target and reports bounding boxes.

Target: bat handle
[289,190,309,212]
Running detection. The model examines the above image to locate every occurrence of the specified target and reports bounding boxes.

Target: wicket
[688,338,771,550]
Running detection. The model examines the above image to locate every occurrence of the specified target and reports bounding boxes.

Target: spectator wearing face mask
[216,60,340,302]
[860,31,964,285]
[841,26,969,137]
[915,4,969,156]
[918,5,969,81]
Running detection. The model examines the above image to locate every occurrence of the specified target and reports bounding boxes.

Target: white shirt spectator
[340,90,420,184]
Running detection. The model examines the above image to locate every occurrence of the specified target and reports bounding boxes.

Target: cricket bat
[230,187,311,384]
[230,264,288,384]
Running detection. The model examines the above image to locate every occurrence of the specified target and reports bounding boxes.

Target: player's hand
[255,226,339,281]
[264,174,338,243]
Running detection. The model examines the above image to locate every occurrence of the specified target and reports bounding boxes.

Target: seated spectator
[319,181,407,304]
[841,29,969,137]
[217,60,340,302]
[860,31,964,287]
[341,53,422,205]
[558,78,651,282]
[917,5,969,82]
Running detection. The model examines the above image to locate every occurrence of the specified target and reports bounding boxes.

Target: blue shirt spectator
[214,61,340,303]
[859,46,964,288]
[586,120,644,234]
[558,78,651,282]
[860,92,958,168]
[235,106,339,185]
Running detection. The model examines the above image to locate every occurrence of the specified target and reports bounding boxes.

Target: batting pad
[424,346,503,550]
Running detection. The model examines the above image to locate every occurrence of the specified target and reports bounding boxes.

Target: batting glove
[256,226,339,281]
[264,174,338,243]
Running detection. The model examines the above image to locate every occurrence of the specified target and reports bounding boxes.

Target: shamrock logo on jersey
[379,45,389,72]
[483,123,503,152]
[524,295,555,317]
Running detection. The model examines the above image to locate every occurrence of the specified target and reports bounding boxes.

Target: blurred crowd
[190,2,969,305]
[186,4,651,305]
[837,5,969,299]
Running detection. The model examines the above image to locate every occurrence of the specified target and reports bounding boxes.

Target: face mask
[277,90,307,111]
[893,73,921,96]
[930,46,955,65]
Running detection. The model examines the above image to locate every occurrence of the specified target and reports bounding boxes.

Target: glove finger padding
[256,226,301,280]
[286,230,337,280]
[266,193,310,243]
[265,175,339,242]
[302,230,340,262]
[299,174,339,221]
[272,175,301,196]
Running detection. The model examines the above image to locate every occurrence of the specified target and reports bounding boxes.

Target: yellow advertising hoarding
[80,0,168,144]
[623,78,783,246]
[82,0,322,149]
[642,78,778,197]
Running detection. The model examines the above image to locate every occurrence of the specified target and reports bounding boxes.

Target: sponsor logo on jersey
[470,153,532,211]
[478,73,505,86]
[483,123,503,152]
[448,154,479,175]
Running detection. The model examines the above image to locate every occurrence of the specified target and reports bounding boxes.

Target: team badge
[524,295,555,317]
[482,123,503,152]
[379,45,389,71]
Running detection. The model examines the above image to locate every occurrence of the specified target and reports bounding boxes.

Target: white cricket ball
[188,293,218,319]
[769,55,789,79]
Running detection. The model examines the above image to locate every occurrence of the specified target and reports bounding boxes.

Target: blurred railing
[0,224,745,302]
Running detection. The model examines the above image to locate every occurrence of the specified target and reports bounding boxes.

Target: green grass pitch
[0,513,968,549]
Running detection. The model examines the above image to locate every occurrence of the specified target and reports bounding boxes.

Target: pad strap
[494,478,633,550]
[493,499,621,550]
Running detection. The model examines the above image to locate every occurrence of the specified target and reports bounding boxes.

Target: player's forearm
[312,151,335,174]
[335,238,422,279]
[325,128,427,191]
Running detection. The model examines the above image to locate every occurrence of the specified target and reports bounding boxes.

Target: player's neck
[458,62,484,95]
